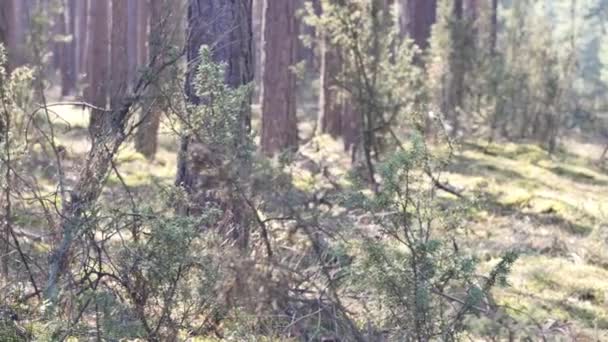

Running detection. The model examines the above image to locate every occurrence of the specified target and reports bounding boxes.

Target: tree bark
[137,0,150,68]
[398,0,437,50]
[111,0,129,106]
[52,9,63,72]
[318,36,342,138]
[77,0,88,80]
[260,0,298,156]
[180,0,253,162]
[0,0,19,70]
[127,0,138,87]
[86,0,109,138]
[252,0,263,103]
[445,0,465,136]
[0,0,12,49]
[465,0,478,19]
[177,0,253,248]
[60,0,77,96]
[134,0,170,160]
[490,0,497,54]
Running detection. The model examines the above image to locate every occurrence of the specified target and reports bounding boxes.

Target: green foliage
[428,0,576,151]
[304,0,428,159]
[185,46,253,163]
[344,138,517,340]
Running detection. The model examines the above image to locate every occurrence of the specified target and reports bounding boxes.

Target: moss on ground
[445,140,608,338]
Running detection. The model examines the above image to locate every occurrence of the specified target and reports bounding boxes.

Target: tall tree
[77,0,88,80]
[0,0,10,280]
[399,0,437,50]
[86,0,109,137]
[0,0,18,70]
[60,0,78,96]
[127,0,138,87]
[0,0,11,47]
[261,0,298,155]
[318,40,360,154]
[490,0,498,54]
[316,1,360,157]
[177,0,253,223]
[110,0,129,106]
[252,0,263,103]
[318,37,342,138]
[465,0,478,19]
[135,0,181,159]
[137,0,149,69]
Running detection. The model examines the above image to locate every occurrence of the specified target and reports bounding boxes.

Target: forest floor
[24,103,608,340]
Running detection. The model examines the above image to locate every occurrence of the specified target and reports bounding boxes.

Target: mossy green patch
[495,256,608,331]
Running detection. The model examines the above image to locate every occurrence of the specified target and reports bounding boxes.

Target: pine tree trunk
[0,0,10,279]
[137,0,149,68]
[68,0,78,92]
[448,0,465,135]
[110,0,129,106]
[52,10,62,72]
[86,0,109,138]
[134,0,165,160]
[127,0,138,87]
[252,0,263,103]
[490,0,497,54]
[466,0,478,19]
[399,0,437,50]
[177,0,253,246]
[60,0,77,97]
[342,97,360,159]
[0,0,19,70]
[0,0,11,49]
[77,0,88,80]
[319,36,342,138]
[261,0,298,156]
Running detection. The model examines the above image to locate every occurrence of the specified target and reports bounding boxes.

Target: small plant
[345,134,518,340]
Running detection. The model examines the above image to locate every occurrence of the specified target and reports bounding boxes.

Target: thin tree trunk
[68,0,78,92]
[177,0,253,246]
[137,0,149,68]
[134,0,166,159]
[86,0,109,138]
[318,36,342,137]
[52,9,62,72]
[342,97,360,159]
[0,0,19,70]
[111,0,129,106]
[0,0,12,49]
[14,0,27,68]
[77,0,88,81]
[448,0,464,135]
[60,0,77,96]
[490,0,497,54]
[252,0,263,103]
[261,0,298,155]
[399,0,437,50]
[127,0,138,88]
